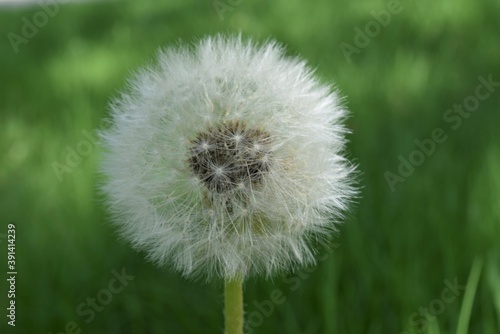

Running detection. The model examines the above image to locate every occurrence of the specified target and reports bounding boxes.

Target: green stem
[225,276,243,334]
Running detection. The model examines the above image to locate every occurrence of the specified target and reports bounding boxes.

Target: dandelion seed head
[99,35,357,281]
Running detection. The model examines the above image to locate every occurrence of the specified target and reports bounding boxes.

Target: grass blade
[456,257,484,334]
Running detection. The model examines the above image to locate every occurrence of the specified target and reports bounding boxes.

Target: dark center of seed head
[188,121,272,193]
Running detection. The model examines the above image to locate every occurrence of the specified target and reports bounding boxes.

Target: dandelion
[99,35,356,333]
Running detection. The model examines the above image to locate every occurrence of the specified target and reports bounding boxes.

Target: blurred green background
[1,0,499,333]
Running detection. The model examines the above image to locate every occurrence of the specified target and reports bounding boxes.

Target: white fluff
[99,35,356,281]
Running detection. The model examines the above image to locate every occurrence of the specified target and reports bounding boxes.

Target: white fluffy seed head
[99,35,357,281]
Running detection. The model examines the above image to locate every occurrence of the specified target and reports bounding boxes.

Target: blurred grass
[1,0,499,333]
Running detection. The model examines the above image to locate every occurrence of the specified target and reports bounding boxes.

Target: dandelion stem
[224,276,243,334]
